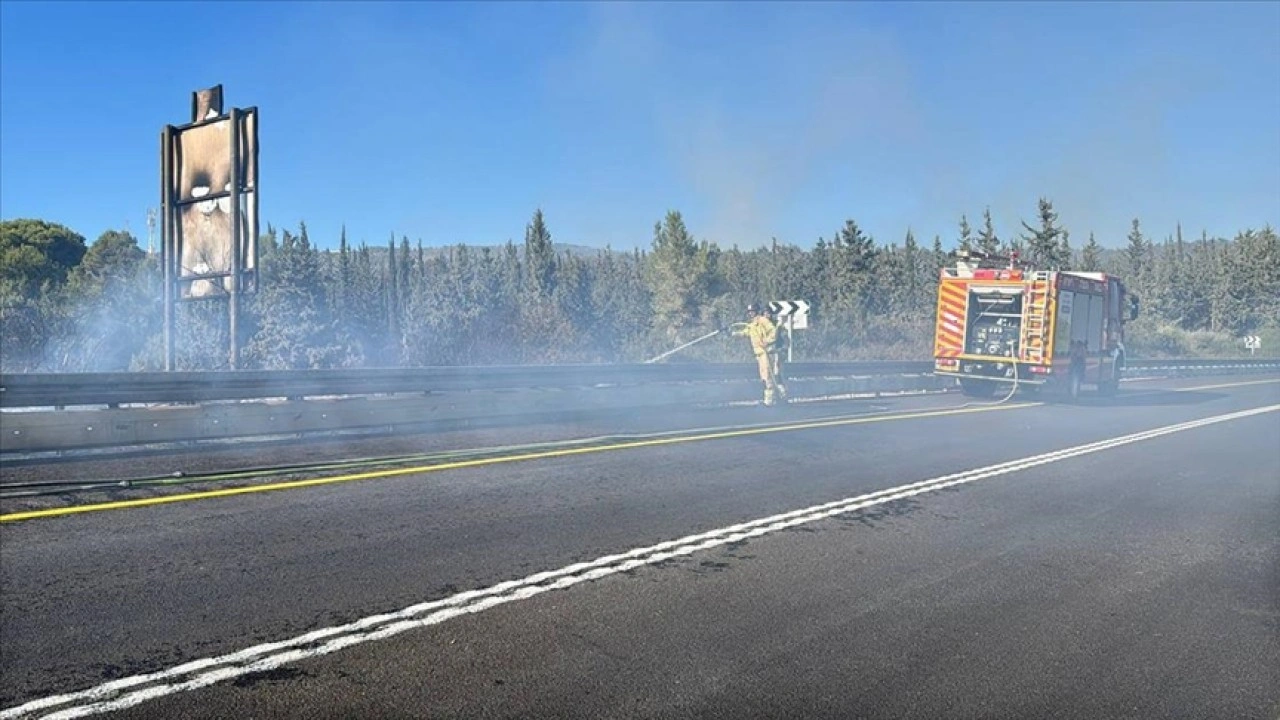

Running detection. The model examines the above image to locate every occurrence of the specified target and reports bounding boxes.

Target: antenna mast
[146,208,157,256]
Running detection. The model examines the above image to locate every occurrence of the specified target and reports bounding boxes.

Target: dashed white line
[5,403,1279,720]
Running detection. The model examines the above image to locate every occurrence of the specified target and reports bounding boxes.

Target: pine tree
[398,235,412,300]
[57,229,155,371]
[523,208,556,298]
[977,207,1000,255]
[898,228,922,316]
[244,224,344,369]
[832,219,877,340]
[386,233,400,357]
[517,210,567,361]
[646,210,712,344]
[1125,218,1148,278]
[1081,231,1102,271]
[337,225,351,318]
[958,214,974,253]
[1019,197,1067,268]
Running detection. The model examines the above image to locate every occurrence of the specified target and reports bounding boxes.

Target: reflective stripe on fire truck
[935,280,967,358]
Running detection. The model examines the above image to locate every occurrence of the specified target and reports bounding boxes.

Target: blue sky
[2,1,1278,253]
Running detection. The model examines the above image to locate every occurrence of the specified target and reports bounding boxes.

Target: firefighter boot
[763,382,775,407]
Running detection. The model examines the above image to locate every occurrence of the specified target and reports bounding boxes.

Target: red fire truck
[932,250,1140,401]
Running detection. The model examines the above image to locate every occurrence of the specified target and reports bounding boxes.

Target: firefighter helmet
[746,302,762,316]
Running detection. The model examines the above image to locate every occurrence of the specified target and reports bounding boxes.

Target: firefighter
[731,302,787,406]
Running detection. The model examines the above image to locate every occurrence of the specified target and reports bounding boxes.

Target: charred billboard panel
[160,85,259,370]
[169,107,258,299]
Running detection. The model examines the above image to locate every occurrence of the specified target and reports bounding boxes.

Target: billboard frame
[160,85,259,371]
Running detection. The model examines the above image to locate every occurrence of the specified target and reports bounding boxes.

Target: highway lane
[0,370,1255,499]
[0,389,956,510]
[1,375,1278,718]
[0,386,969,503]
[100,396,1280,720]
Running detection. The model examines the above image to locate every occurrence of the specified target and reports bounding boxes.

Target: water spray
[645,327,736,364]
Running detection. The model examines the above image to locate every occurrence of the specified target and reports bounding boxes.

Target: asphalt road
[2,375,1278,719]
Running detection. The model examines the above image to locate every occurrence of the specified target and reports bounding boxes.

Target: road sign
[769,300,810,330]
[769,300,810,362]
[1244,335,1262,354]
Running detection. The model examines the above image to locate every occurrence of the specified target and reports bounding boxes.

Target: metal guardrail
[0,358,1275,410]
[1123,359,1280,372]
[0,362,933,409]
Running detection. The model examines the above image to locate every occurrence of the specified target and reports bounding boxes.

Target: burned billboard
[160,85,260,370]
[167,105,258,299]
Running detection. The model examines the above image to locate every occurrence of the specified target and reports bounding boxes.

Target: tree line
[2,197,1277,373]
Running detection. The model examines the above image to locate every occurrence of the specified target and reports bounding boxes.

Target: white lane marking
[6,403,1280,720]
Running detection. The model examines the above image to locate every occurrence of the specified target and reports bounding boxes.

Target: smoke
[981,54,1226,247]
[551,3,1278,251]
[550,2,922,249]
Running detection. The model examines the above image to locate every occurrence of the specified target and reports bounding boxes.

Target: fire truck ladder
[1021,271,1052,363]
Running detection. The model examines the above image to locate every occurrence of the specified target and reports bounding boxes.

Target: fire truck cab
[932,250,1140,402]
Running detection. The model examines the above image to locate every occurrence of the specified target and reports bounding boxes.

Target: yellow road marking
[1117,377,1280,400]
[0,402,1040,524]
[1174,378,1280,392]
[4,376,1274,524]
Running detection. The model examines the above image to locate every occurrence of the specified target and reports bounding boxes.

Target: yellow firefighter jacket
[735,315,779,356]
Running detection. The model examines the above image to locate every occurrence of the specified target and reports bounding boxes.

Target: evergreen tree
[1081,231,1102,271]
[646,210,712,344]
[1019,197,1067,268]
[386,233,401,357]
[398,235,412,304]
[897,229,922,316]
[3,195,1276,370]
[244,224,346,369]
[523,208,556,297]
[958,214,974,253]
[517,209,567,361]
[51,230,157,371]
[1125,218,1148,278]
[336,225,351,320]
[977,207,1000,255]
[0,218,88,297]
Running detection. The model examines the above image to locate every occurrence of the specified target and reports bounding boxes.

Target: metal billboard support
[160,124,175,372]
[228,107,241,370]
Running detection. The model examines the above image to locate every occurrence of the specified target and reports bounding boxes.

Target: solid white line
[6,403,1279,720]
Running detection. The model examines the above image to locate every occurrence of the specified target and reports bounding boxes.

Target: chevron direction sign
[1244,335,1262,353]
[769,300,810,330]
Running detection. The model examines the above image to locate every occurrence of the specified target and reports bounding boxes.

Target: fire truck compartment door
[1055,291,1074,356]
[1086,294,1104,351]
[1064,291,1105,353]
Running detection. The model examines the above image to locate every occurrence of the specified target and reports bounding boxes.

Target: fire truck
[932,250,1140,401]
